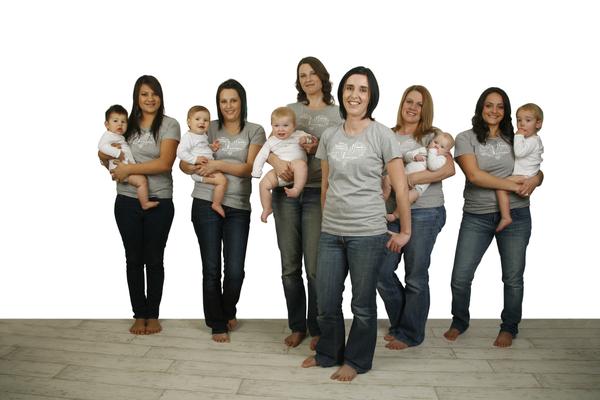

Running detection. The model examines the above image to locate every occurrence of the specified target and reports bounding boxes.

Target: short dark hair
[472,87,513,144]
[105,104,128,121]
[337,66,379,121]
[216,79,247,131]
[295,56,334,106]
[126,75,165,142]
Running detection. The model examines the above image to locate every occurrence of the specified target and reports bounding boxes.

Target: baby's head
[516,103,543,137]
[187,105,211,134]
[428,130,454,155]
[104,104,128,135]
[271,106,297,140]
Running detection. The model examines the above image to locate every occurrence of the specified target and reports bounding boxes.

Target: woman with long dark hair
[444,87,543,347]
[180,79,266,343]
[100,75,180,335]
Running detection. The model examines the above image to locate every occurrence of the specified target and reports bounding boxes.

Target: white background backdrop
[1,0,598,319]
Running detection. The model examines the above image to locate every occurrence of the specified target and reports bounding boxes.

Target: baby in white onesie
[252,106,312,222]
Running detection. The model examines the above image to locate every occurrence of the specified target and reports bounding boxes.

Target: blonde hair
[517,103,544,123]
[187,105,210,120]
[271,106,297,126]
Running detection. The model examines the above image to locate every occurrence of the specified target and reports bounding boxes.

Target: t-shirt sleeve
[160,117,181,143]
[249,124,267,146]
[315,128,332,161]
[381,126,403,164]
[454,130,475,159]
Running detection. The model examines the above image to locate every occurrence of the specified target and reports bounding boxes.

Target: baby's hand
[209,140,221,152]
[195,156,209,165]
[111,143,122,149]
[414,154,426,162]
[515,128,526,136]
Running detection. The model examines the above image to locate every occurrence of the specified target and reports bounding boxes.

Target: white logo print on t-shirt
[218,137,248,156]
[330,141,368,166]
[478,140,511,160]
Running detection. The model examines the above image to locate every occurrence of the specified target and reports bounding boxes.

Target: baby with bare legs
[177,106,227,218]
[252,106,313,222]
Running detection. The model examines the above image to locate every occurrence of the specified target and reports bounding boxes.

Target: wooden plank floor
[1,319,599,399]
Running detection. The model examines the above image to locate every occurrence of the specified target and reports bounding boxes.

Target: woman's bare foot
[493,331,513,347]
[212,333,230,343]
[385,339,409,350]
[284,187,300,198]
[443,327,461,341]
[383,333,394,341]
[284,332,306,347]
[261,209,272,223]
[141,201,160,210]
[212,203,225,218]
[129,319,146,335]
[309,336,320,351]
[145,319,162,335]
[301,355,318,368]
[227,319,238,331]
[331,364,357,382]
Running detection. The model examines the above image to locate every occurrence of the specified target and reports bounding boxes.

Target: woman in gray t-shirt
[101,75,181,335]
[443,87,543,348]
[180,79,266,343]
[301,66,411,381]
[377,85,456,350]
[268,57,342,349]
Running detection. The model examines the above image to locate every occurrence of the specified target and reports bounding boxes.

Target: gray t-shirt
[117,116,181,199]
[385,131,445,213]
[287,102,342,187]
[454,129,530,214]
[316,120,402,236]
[191,120,266,210]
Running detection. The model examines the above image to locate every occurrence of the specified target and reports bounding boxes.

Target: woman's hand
[517,173,542,197]
[110,160,130,182]
[386,231,410,253]
[300,135,319,155]
[198,160,219,176]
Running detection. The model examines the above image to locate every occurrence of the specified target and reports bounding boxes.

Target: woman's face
[342,74,370,119]
[138,84,161,115]
[298,63,323,97]
[219,88,241,123]
[482,92,505,127]
[401,90,423,125]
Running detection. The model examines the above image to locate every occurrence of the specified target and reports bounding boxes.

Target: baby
[252,106,313,222]
[98,104,158,210]
[384,130,454,221]
[177,105,227,218]
[495,103,544,232]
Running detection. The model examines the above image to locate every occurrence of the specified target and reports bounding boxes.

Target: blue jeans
[315,232,388,374]
[114,195,174,319]
[377,206,446,346]
[450,207,531,337]
[272,186,321,336]
[191,199,250,334]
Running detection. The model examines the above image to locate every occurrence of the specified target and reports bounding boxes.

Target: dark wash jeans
[450,207,531,337]
[191,198,250,334]
[377,206,446,346]
[272,186,321,336]
[315,232,388,374]
[114,194,174,319]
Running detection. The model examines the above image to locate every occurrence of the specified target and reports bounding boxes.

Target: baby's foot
[386,213,397,223]
[212,203,225,218]
[142,201,160,210]
[261,209,273,223]
[496,217,512,232]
